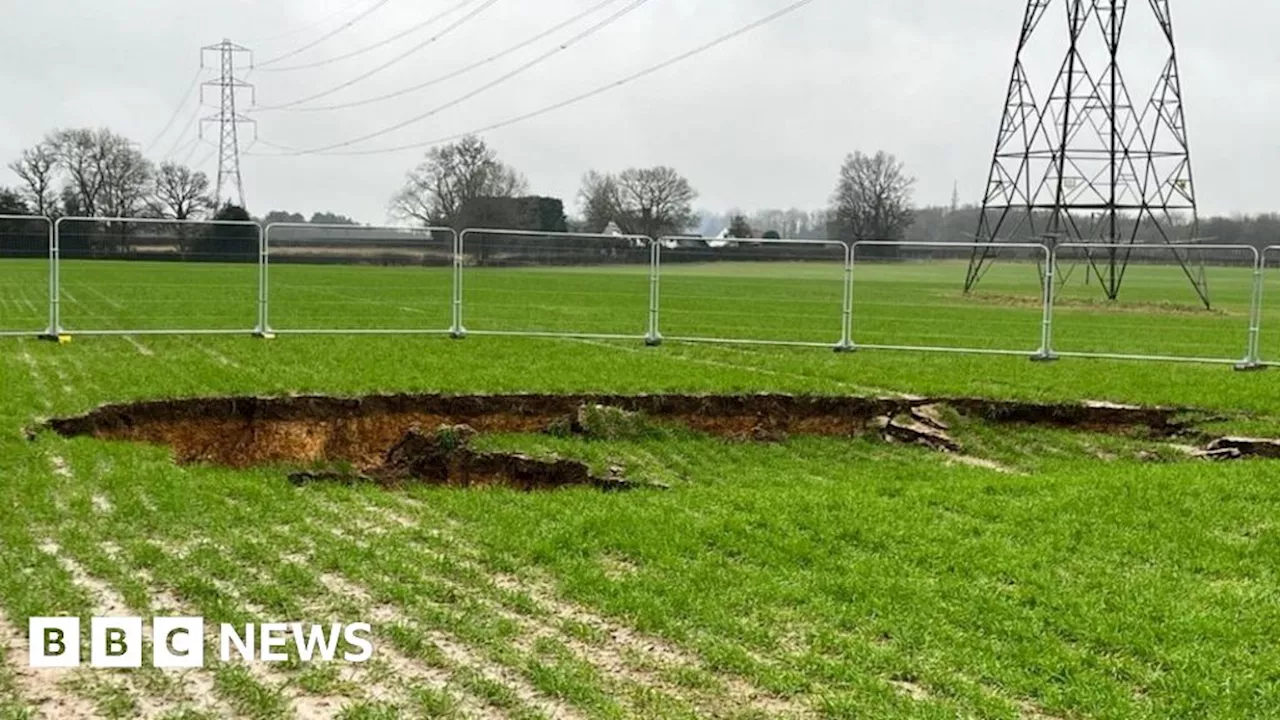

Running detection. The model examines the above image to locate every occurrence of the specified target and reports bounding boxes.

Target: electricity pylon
[200,39,256,209]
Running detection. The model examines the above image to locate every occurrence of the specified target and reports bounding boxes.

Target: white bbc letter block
[259,623,289,663]
[91,617,143,668]
[28,617,80,668]
[153,617,205,669]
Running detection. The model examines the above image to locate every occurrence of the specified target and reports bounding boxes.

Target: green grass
[0,256,1273,362]
[0,258,1278,717]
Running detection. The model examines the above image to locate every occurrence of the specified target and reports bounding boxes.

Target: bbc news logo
[29,617,373,668]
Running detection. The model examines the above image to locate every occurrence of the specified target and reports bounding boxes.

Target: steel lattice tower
[200,39,256,209]
[965,0,1209,307]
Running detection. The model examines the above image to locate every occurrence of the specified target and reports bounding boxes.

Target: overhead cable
[253,0,654,154]
[255,0,395,69]
[256,0,502,111]
[145,68,205,155]
[251,0,379,47]
[260,0,623,111]
[256,0,477,73]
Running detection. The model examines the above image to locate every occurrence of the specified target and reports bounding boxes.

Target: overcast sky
[2,0,1278,224]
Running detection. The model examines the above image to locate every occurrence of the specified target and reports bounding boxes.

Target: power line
[144,68,205,155]
[169,136,201,165]
[253,0,653,155]
[260,0,624,113]
[253,0,816,157]
[256,0,476,73]
[191,141,218,172]
[162,102,207,160]
[251,0,379,47]
[255,0,394,69]
[255,0,502,111]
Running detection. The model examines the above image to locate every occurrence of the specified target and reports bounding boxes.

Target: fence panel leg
[1236,252,1266,371]
[451,229,467,339]
[835,243,854,353]
[1032,246,1058,362]
[646,240,663,347]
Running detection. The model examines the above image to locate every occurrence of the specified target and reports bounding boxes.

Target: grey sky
[2,0,1277,224]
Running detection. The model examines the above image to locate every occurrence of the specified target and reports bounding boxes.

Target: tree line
[384,134,919,248]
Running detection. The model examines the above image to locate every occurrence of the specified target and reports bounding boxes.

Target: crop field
[0,255,1276,360]
[1,257,1279,719]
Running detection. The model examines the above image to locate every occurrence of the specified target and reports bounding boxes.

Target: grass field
[0,256,1275,362]
[1,257,1279,719]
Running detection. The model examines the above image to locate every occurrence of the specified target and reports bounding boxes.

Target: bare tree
[831,151,915,241]
[150,162,214,220]
[579,167,698,239]
[616,167,698,240]
[47,128,153,218]
[8,143,59,216]
[99,137,154,219]
[390,135,527,227]
[577,170,624,233]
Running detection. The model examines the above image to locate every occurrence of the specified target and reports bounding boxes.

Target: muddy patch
[290,424,635,491]
[40,393,1238,486]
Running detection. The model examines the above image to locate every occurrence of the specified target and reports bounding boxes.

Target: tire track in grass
[122,336,155,357]
[36,455,273,718]
[379,498,809,717]
[315,498,803,719]
[36,539,192,719]
[320,570,576,720]
[178,336,244,371]
[231,539,511,719]
[148,537,477,720]
[16,344,54,413]
[0,609,101,720]
[267,509,588,719]
[80,284,126,311]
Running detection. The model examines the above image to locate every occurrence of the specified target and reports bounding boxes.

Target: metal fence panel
[1051,243,1258,365]
[56,217,261,335]
[264,223,455,334]
[654,237,850,348]
[0,215,53,336]
[852,241,1051,357]
[1262,246,1280,367]
[457,229,652,340]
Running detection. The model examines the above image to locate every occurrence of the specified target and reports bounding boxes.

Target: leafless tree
[8,143,59,216]
[831,151,915,241]
[150,162,214,221]
[577,170,624,233]
[616,167,698,240]
[578,166,698,239]
[390,135,527,227]
[47,128,154,219]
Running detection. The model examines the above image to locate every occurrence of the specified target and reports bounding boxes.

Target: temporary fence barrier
[1050,243,1260,367]
[1262,246,1280,367]
[653,237,852,349]
[54,217,262,336]
[263,223,456,335]
[456,229,653,340]
[0,215,54,337]
[1,216,1275,371]
[851,241,1052,357]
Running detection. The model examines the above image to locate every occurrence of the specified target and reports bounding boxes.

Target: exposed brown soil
[45,392,1205,471]
[290,424,632,491]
